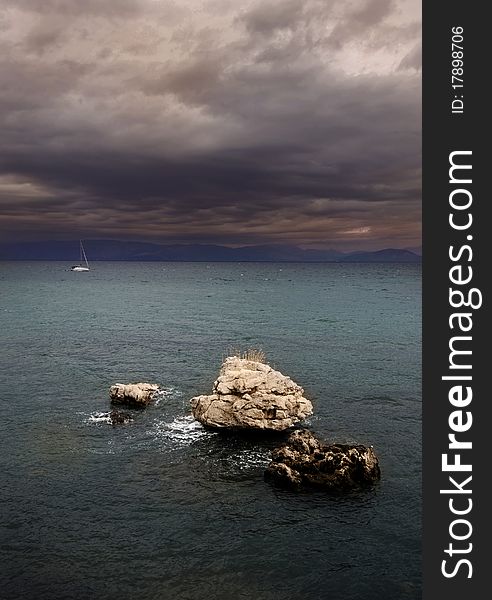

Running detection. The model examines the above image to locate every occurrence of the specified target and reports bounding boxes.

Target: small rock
[265,429,380,492]
[109,382,159,408]
[109,410,134,425]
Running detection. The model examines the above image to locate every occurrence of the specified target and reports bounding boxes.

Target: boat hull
[71,266,90,272]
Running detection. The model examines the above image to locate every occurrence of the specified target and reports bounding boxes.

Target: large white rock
[191,357,313,431]
[109,382,159,407]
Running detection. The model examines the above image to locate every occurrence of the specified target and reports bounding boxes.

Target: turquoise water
[1,262,421,599]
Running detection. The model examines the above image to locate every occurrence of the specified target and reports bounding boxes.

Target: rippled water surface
[1,262,421,599]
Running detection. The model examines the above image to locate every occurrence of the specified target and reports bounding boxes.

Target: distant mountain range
[0,240,421,263]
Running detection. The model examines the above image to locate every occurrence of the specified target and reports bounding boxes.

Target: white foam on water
[86,411,113,424]
[154,387,179,397]
[234,448,270,471]
[150,415,215,447]
[152,387,181,406]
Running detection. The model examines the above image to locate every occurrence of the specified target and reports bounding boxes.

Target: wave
[152,387,181,405]
[86,411,114,424]
[149,415,216,446]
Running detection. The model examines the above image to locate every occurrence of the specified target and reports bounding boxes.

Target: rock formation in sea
[264,429,380,491]
[109,382,159,408]
[191,356,313,431]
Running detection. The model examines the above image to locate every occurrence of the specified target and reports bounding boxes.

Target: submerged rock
[109,382,159,408]
[265,429,380,492]
[109,410,134,425]
[191,356,313,431]
[89,410,134,425]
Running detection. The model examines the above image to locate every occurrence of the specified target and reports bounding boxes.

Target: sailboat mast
[80,241,89,268]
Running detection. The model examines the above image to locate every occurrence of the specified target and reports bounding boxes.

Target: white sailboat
[71,240,90,272]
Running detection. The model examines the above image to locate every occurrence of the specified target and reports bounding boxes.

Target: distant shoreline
[0,242,422,264]
[0,258,422,264]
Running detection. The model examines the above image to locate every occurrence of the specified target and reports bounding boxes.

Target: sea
[0,261,421,600]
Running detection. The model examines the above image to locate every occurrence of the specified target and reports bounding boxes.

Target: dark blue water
[1,262,421,599]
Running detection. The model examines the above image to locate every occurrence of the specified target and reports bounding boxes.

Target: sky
[0,0,421,251]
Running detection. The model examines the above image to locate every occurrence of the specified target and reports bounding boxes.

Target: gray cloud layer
[0,0,421,250]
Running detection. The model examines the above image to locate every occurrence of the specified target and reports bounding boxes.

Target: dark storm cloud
[0,0,421,250]
[327,0,393,49]
[241,0,306,35]
[398,42,422,71]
